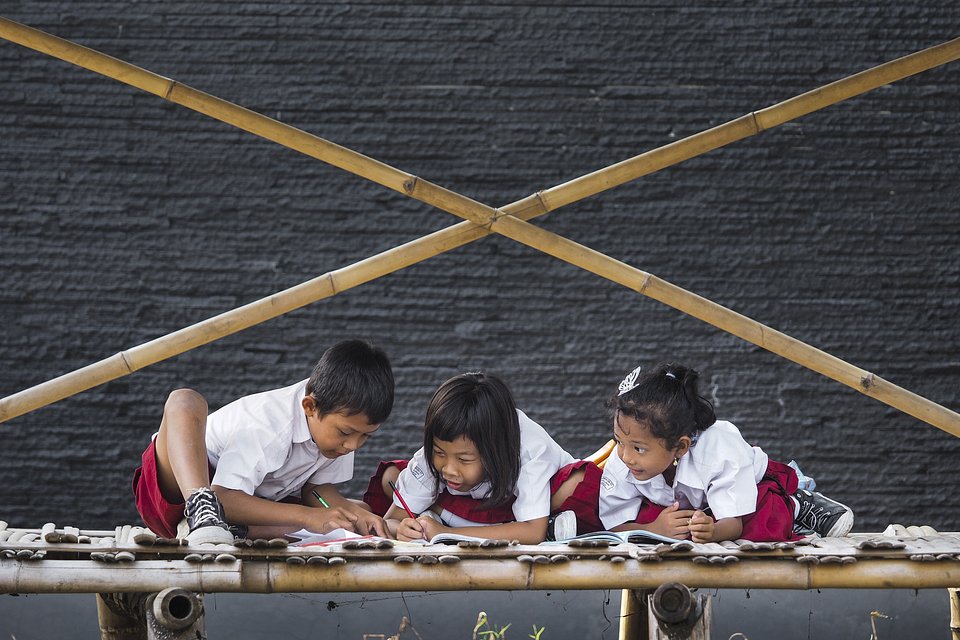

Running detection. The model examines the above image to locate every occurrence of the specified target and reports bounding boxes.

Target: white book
[545,529,677,545]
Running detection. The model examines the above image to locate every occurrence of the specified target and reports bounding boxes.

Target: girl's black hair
[609,363,716,450]
[423,372,521,509]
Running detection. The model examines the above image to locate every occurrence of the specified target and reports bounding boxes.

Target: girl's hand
[688,510,715,543]
[396,517,427,542]
[416,515,446,541]
[652,502,697,539]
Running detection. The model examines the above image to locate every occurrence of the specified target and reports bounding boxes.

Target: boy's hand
[304,506,358,534]
[688,510,715,543]
[652,502,697,539]
[349,508,388,537]
[396,517,427,542]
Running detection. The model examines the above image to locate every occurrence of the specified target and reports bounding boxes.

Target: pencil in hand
[311,489,331,508]
[388,480,427,541]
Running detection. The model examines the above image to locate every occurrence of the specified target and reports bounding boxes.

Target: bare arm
[307,483,387,536]
[403,515,549,545]
[611,507,743,543]
[689,512,742,543]
[213,485,357,536]
[610,503,696,539]
[383,504,408,539]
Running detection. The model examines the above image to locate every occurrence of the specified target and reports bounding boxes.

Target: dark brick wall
[1,2,957,531]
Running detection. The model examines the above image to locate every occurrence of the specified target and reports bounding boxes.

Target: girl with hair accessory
[599,363,854,542]
[363,372,603,543]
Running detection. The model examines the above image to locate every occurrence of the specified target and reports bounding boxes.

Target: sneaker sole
[553,510,578,541]
[186,525,235,546]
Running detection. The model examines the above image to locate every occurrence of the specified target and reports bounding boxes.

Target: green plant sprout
[472,611,514,640]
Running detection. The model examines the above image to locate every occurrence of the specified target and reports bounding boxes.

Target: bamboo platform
[3,521,960,594]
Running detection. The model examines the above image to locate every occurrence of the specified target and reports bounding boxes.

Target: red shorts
[363,459,603,533]
[131,439,214,538]
[632,458,801,542]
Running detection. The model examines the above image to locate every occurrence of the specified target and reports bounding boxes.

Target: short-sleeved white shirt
[599,420,768,529]
[393,409,575,523]
[201,379,354,500]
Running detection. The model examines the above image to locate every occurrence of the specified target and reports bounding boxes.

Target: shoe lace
[187,489,222,524]
[798,499,835,530]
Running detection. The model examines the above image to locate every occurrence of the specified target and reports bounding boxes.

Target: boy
[132,339,394,545]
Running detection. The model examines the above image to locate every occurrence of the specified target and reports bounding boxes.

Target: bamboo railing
[4,558,960,593]
[0,17,958,436]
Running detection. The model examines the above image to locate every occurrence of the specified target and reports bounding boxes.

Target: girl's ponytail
[675,365,716,431]
[612,362,715,449]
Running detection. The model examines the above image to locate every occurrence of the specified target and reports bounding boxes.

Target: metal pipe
[151,588,202,631]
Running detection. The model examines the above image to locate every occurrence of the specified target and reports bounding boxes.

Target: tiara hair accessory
[665,372,677,380]
[618,365,643,396]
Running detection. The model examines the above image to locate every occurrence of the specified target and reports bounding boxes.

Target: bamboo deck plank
[2,524,959,594]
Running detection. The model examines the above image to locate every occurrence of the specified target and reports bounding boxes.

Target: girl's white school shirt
[394,409,575,526]
[201,379,354,501]
[599,420,768,530]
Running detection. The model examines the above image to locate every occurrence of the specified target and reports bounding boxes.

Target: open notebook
[287,529,488,547]
[546,529,677,545]
[288,528,676,547]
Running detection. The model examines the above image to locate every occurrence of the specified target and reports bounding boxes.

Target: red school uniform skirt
[632,458,802,542]
[363,459,604,532]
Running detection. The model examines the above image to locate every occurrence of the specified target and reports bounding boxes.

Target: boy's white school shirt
[598,420,768,530]
[394,409,575,524]
[202,379,354,501]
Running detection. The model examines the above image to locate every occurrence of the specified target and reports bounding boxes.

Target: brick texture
[0,3,957,531]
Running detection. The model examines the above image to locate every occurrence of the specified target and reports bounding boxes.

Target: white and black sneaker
[184,488,234,545]
[546,510,578,541]
[792,488,854,538]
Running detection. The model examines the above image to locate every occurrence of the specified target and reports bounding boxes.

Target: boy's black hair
[306,339,394,424]
[423,372,521,509]
[609,363,716,451]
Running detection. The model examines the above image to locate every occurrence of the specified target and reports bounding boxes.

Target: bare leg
[551,468,585,511]
[153,388,211,504]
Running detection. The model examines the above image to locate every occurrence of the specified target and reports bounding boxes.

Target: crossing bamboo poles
[1,17,957,221]
[0,17,958,435]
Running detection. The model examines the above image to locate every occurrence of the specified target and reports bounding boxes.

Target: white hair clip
[665,372,677,380]
[618,365,643,396]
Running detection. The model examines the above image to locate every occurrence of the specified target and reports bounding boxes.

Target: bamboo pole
[619,588,650,640]
[3,558,960,594]
[95,593,146,640]
[0,17,958,431]
[950,588,960,640]
[475,214,960,437]
[0,16,496,222]
[1,17,956,216]
[537,37,960,212]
